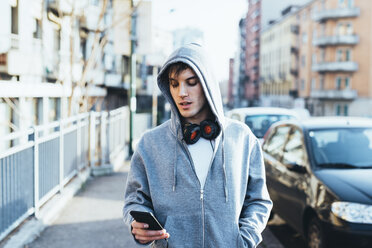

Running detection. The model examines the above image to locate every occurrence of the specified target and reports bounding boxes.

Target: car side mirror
[287,162,307,173]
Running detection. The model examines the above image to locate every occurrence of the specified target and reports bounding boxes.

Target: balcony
[312,8,360,22]
[310,89,358,100]
[312,61,358,72]
[313,34,359,46]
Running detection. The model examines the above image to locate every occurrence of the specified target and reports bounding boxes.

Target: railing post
[89,111,96,168]
[59,119,64,192]
[99,112,106,165]
[76,115,81,170]
[100,112,108,165]
[33,128,40,218]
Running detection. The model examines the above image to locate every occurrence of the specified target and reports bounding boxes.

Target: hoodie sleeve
[239,138,273,248]
[123,147,155,245]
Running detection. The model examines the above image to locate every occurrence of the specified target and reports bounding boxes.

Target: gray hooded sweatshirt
[123,44,272,248]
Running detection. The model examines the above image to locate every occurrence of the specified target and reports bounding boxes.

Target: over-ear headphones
[182,119,221,144]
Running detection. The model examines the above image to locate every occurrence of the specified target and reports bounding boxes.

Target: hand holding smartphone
[130,210,164,230]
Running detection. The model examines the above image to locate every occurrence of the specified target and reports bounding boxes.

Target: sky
[151,0,248,83]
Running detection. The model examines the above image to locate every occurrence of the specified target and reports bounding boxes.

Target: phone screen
[130,211,164,230]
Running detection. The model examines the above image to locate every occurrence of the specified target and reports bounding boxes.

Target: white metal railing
[0,106,129,242]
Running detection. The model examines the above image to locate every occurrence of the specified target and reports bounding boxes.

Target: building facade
[309,0,372,116]
[260,6,300,108]
[245,0,261,106]
[0,0,172,151]
[259,0,372,117]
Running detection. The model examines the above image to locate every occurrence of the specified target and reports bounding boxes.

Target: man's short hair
[167,62,192,80]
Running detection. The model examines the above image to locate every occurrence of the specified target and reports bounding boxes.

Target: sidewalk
[3,162,283,248]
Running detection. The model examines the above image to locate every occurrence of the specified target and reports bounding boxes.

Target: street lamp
[128,0,137,156]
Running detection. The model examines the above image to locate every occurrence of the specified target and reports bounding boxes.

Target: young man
[123,43,272,247]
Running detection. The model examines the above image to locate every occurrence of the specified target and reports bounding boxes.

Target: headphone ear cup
[200,120,220,140]
[183,123,201,144]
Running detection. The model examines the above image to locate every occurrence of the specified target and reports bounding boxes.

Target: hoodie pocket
[163,214,202,248]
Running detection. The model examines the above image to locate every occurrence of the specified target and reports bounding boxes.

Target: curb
[2,168,91,248]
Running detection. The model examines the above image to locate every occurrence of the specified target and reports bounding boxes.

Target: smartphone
[130,210,164,230]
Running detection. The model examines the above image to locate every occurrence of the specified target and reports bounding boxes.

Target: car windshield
[309,128,372,168]
[245,114,295,138]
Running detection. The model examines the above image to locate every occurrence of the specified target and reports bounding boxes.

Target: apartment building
[245,0,261,106]
[259,0,372,116]
[309,0,372,116]
[244,0,311,107]
[260,6,301,108]
[0,0,172,151]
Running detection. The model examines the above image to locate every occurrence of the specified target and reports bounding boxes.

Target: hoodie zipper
[200,189,205,248]
[179,139,206,248]
[178,133,220,248]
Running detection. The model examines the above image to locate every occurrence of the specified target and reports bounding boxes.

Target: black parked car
[262,117,372,248]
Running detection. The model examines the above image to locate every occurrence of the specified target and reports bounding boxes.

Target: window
[336,77,342,90]
[301,55,306,67]
[283,128,306,166]
[313,29,317,39]
[348,0,354,8]
[302,32,308,43]
[312,54,317,64]
[346,23,353,35]
[54,28,61,51]
[301,79,305,90]
[11,0,19,34]
[321,23,326,35]
[337,23,345,35]
[311,78,317,89]
[339,0,346,8]
[345,49,351,61]
[321,0,326,9]
[336,49,343,61]
[345,77,350,89]
[33,19,42,39]
[321,49,326,62]
[263,126,291,161]
[344,105,349,116]
[320,76,325,90]
[336,104,341,116]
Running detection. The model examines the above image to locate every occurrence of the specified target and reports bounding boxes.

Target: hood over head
[157,43,225,137]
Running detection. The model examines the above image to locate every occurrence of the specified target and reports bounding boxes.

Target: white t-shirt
[187,137,214,188]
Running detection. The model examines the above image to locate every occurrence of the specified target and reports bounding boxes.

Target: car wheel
[307,216,325,248]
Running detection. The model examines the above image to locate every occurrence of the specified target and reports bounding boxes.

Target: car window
[263,126,291,161]
[245,114,295,138]
[309,128,372,167]
[283,128,307,166]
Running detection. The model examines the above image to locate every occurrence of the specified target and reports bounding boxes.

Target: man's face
[169,67,209,124]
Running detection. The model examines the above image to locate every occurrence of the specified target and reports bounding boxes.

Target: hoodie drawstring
[173,125,180,192]
[221,130,228,202]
